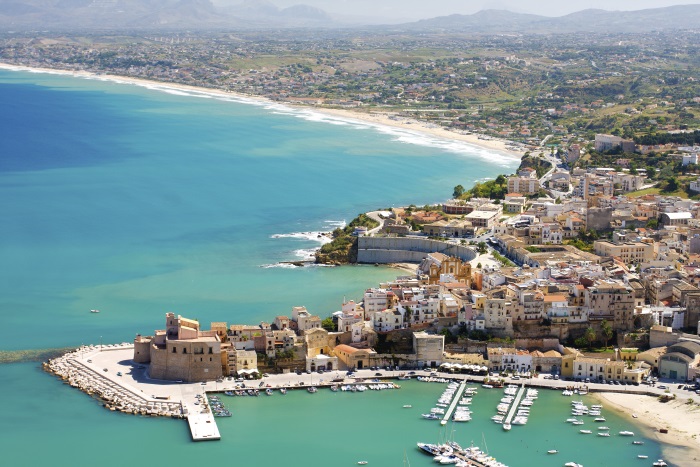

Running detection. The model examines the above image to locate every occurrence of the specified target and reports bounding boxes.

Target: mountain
[401,5,700,34]
[0,0,332,29]
[2,3,700,31]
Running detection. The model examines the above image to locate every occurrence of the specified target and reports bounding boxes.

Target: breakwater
[357,237,477,264]
[43,345,184,418]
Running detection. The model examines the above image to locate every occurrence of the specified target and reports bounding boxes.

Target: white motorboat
[652,460,667,467]
[632,441,644,445]
[638,455,648,459]
[580,429,592,434]
[597,432,610,437]
[594,417,606,422]
[547,450,558,454]
[597,426,609,431]
[90,309,100,313]
[619,431,635,436]
[403,405,412,408]
[503,422,511,431]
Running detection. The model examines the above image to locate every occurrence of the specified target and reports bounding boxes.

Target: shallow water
[0,69,672,466]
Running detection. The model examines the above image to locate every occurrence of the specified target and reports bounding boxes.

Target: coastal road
[366,210,389,235]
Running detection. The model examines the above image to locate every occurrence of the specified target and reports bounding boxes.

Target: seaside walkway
[441,381,467,426]
[503,384,526,428]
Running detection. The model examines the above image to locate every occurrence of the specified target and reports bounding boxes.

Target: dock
[441,381,467,425]
[187,410,221,441]
[503,384,526,428]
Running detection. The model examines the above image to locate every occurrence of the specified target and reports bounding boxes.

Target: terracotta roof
[543,295,567,302]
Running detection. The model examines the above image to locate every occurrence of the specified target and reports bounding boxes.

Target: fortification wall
[357,237,477,264]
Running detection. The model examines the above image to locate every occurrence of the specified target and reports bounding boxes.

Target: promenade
[45,343,680,443]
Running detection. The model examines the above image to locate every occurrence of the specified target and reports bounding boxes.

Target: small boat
[357,462,368,465]
[594,417,606,422]
[632,414,638,418]
[547,449,558,454]
[572,420,584,426]
[564,463,583,467]
[90,309,100,313]
[279,388,287,395]
[652,460,667,467]
[638,455,648,459]
[403,405,412,408]
[598,426,610,431]
[307,386,317,393]
[265,388,273,396]
[632,441,644,445]
[580,430,592,434]
[597,432,610,437]
[422,413,440,420]
[330,385,338,392]
[619,431,635,436]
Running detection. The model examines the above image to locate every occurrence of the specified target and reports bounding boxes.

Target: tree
[646,166,657,179]
[453,185,465,198]
[646,218,659,229]
[584,326,596,349]
[321,317,337,332]
[665,176,679,192]
[477,242,488,255]
[601,320,613,349]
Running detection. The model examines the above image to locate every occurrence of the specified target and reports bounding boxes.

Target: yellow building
[593,241,654,265]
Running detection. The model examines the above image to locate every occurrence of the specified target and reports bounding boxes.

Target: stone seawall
[357,237,477,264]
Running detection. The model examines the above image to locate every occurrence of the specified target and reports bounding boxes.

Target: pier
[503,384,526,428]
[186,405,221,441]
[441,381,467,425]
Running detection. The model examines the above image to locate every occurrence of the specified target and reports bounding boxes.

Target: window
[172,347,176,353]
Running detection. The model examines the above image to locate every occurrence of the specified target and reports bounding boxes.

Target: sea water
[0,69,668,465]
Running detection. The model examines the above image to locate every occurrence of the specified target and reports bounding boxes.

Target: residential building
[594,241,655,265]
[508,176,540,195]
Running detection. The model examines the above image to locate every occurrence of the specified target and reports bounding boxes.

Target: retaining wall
[357,237,477,264]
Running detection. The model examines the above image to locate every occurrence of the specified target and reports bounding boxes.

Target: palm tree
[601,320,613,349]
[584,326,596,350]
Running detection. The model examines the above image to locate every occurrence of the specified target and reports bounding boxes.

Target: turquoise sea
[0,69,669,465]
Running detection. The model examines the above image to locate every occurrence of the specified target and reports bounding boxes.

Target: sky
[214,0,700,22]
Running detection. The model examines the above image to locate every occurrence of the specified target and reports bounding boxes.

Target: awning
[237,369,259,375]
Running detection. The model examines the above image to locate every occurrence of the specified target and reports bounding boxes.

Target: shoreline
[0,62,523,160]
[591,391,700,466]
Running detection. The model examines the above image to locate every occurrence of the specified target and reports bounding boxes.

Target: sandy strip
[0,62,523,160]
[310,107,525,158]
[592,391,700,466]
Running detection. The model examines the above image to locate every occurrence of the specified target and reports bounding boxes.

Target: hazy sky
[216,0,700,22]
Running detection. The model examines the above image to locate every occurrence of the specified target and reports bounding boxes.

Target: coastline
[0,62,523,160]
[592,391,700,466]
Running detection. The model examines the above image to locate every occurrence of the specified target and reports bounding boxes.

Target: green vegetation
[524,246,541,253]
[322,317,337,332]
[315,213,379,265]
[518,154,552,178]
[491,251,515,267]
[459,174,509,200]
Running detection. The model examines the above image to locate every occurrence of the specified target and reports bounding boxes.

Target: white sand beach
[593,391,700,466]
[0,62,524,160]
